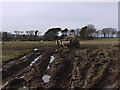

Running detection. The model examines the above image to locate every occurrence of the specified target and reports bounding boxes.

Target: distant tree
[2,32,8,41]
[80,26,87,39]
[109,28,117,38]
[76,28,80,37]
[70,29,75,35]
[25,30,35,41]
[80,24,96,39]
[14,31,21,36]
[101,28,116,38]
[26,31,30,35]
[14,31,21,40]
[22,34,26,40]
[44,28,61,41]
[44,31,56,41]
[106,28,111,38]
[19,31,24,35]
[37,31,41,36]
[117,31,120,37]
[94,30,101,38]
[29,30,34,36]
[61,28,68,36]
[26,30,34,36]
[60,28,68,39]
[34,30,39,37]
[85,24,96,39]
[101,28,108,38]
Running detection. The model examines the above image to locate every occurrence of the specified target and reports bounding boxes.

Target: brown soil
[1,44,120,89]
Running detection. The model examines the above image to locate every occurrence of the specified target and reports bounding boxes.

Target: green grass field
[80,38,118,46]
[2,41,56,61]
[1,38,119,62]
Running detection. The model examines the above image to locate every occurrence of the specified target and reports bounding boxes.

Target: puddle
[46,55,54,70]
[0,42,3,44]
[30,55,42,66]
[19,86,29,90]
[0,81,9,89]
[40,40,43,42]
[34,48,38,51]
[47,65,50,70]
[42,75,51,83]
[55,49,58,52]
[22,56,26,59]
[54,49,59,53]
[49,56,55,63]
[23,86,27,88]
[19,76,24,78]
[43,56,54,83]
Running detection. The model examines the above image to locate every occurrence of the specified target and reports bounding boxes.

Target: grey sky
[2,2,118,34]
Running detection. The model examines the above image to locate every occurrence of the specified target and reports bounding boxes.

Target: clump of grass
[97,67,105,75]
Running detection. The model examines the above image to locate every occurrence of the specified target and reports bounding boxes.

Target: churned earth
[1,43,120,89]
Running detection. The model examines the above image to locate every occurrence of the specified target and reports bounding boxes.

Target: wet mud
[1,44,120,89]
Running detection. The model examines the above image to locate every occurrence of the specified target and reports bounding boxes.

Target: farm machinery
[56,35,80,48]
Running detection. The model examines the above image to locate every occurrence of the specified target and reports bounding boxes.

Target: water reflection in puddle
[30,55,42,66]
[19,86,29,90]
[43,56,54,83]
[22,56,26,59]
[0,81,9,90]
[19,76,24,78]
[34,48,38,51]
[55,49,58,52]
[49,56,54,63]
[47,65,50,70]
[42,75,51,83]
[46,55,55,70]
[23,86,27,88]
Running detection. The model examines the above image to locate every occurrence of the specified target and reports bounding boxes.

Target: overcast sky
[2,2,118,34]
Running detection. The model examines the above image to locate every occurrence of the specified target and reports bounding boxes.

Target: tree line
[43,24,119,41]
[1,30,41,41]
[1,24,120,41]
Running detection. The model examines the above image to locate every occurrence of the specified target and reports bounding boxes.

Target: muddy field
[1,43,120,89]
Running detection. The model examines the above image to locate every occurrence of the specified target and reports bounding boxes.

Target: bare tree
[101,28,117,38]
[109,28,117,38]
[85,24,96,39]
[95,30,101,38]
[20,31,24,35]
[14,31,21,40]
[26,31,30,35]
[76,28,81,36]
[101,28,108,38]
[26,30,34,36]
[29,30,35,36]
[14,31,21,36]
[117,31,120,37]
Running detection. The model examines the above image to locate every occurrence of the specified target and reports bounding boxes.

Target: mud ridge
[1,44,119,89]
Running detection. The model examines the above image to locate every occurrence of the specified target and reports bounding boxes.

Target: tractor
[56,36,80,48]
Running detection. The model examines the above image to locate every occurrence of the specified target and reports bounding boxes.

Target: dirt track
[1,44,120,89]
